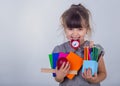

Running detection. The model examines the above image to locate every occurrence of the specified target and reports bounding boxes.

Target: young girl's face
[64,27,87,44]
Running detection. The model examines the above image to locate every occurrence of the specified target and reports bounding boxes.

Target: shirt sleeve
[52,45,60,53]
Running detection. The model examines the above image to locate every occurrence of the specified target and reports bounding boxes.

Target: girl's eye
[77,28,82,30]
[68,28,73,30]
[79,28,82,30]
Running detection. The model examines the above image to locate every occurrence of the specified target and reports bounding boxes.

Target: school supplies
[41,68,77,74]
[41,52,83,79]
[66,52,83,79]
[83,46,100,61]
[82,46,100,75]
[41,44,101,78]
[57,57,68,70]
[82,60,98,75]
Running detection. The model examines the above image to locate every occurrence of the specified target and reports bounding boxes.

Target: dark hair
[61,4,91,32]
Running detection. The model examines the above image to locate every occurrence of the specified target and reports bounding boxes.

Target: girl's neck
[80,39,85,45]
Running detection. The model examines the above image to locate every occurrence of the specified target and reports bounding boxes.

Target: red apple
[57,57,68,70]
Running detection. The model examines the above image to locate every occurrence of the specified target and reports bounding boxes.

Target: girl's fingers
[82,68,98,82]
[92,73,97,79]
[82,72,85,78]
[59,61,70,72]
[82,68,92,79]
[87,68,92,76]
[65,62,70,72]
[63,62,70,70]
[59,62,66,70]
[83,68,87,76]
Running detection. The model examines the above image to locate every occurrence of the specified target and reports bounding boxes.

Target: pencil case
[82,60,98,75]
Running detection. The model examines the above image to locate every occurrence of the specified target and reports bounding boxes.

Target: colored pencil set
[84,46,100,62]
[82,46,100,75]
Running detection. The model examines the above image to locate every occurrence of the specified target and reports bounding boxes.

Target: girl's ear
[84,29,90,41]
[60,17,64,27]
[86,28,89,34]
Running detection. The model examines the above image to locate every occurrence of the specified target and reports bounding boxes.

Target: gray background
[0,0,120,86]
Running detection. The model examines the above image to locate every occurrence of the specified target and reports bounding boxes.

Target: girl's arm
[55,75,64,83]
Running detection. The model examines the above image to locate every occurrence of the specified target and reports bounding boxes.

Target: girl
[52,4,107,86]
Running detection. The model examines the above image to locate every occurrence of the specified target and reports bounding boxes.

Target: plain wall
[0,0,120,86]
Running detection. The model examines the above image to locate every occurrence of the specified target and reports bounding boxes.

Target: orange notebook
[66,52,83,79]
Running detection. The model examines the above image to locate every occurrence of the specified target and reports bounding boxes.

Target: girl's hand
[82,68,98,83]
[55,61,70,82]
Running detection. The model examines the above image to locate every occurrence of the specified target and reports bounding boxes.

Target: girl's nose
[72,29,79,37]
